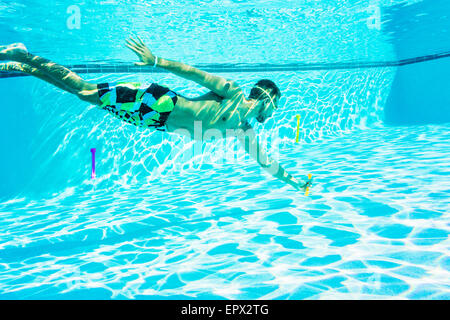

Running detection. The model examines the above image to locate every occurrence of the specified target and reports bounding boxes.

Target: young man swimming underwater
[0,38,312,192]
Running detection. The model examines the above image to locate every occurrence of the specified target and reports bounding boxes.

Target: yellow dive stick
[305,173,312,196]
[295,115,312,196]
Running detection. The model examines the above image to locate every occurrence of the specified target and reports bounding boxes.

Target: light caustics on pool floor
[0,124,448,299]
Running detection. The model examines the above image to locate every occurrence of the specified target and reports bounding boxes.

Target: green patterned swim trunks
[96,82,178,131]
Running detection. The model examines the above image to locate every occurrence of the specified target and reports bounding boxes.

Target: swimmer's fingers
[127,38,147,53]
[295,176,313,193]
[130,36,149,52]
[125,39,143,53]
[292,180,307,192]
[125,44,142,59]
[305,179,313,189]
[126,37,155,65]
[125,41,138,53]
[129,34,145,47]
[125,41,134,51]
[136,35,146,47]
[128,37,141,48]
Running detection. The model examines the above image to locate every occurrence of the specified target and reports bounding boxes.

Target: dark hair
[248,79,281,101]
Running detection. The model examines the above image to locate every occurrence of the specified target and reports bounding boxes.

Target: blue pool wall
[383,0,450,125]
[384,58,450,125]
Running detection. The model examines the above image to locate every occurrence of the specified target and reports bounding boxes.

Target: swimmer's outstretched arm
[236,126,311,192]
[125,36,241,98]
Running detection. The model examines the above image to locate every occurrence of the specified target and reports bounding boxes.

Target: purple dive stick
[90,148,96,179]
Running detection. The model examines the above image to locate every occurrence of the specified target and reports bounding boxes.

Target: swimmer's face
[256,94,279,123]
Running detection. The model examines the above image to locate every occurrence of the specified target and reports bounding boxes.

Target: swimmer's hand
[125,36,156,66]
[291,175,313,193]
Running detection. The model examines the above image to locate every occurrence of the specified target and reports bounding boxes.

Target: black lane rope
[1,51,450,79]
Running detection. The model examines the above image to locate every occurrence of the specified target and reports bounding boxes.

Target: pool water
[0,0,449,299]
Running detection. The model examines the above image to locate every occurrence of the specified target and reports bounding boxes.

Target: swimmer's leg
[0,43,101,105]
[1,62,79,94]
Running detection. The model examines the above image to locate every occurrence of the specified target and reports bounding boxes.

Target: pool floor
[0,123,449,299]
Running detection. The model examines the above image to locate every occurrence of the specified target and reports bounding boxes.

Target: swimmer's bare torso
[165,90,253,138]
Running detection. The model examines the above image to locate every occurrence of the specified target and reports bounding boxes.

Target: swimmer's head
[248,79,281,123]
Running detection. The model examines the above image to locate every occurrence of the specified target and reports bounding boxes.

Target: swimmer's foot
[0,43,28,61]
